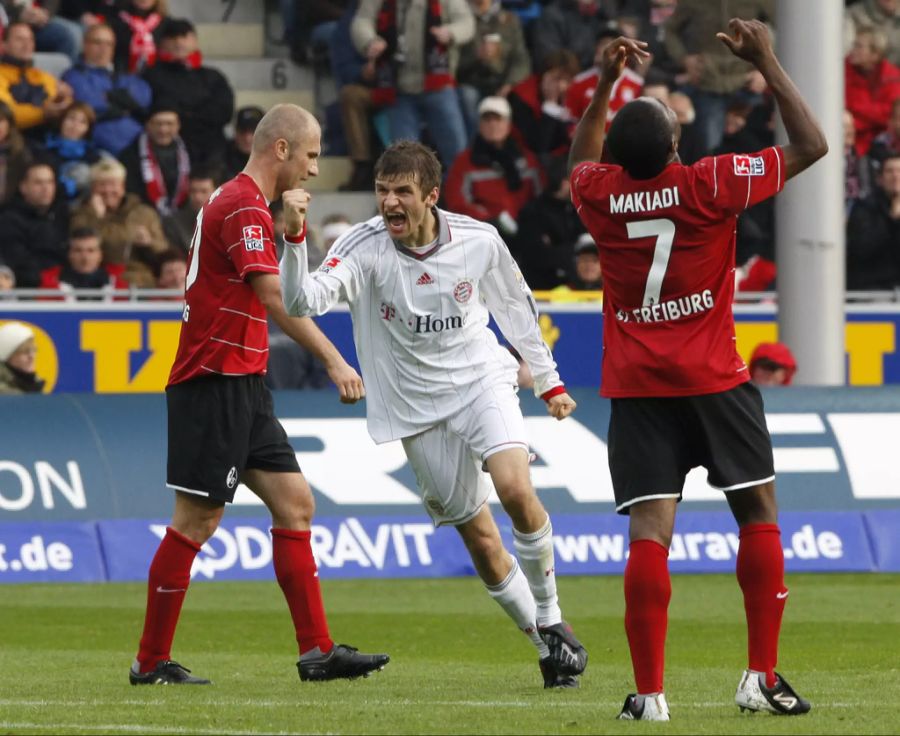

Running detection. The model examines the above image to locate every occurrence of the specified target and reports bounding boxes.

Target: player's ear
[274,138,289,161]
[425,186,439,206]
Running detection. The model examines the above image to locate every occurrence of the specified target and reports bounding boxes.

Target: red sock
[624,539,671,694]
[736,523,786,688]
[271,528,333,655]
[136,527,200,672]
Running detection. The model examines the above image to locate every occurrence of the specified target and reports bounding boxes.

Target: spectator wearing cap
[749,342,797,387]
[62,22,153,156]
[119,101,190,216]
[455,0,531,139]
[161,165,218,253]
[39,226,129,301]
[566,233,602,290]
[444,95,543,244]
[0,21,74,131]
[0,321,44,394]
[0,161,69,287]
[222,106,262,181]
[141,17,235,165]
[510,154,585,289]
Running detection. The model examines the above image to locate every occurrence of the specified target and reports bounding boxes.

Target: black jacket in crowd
[846,189,900,291]
[141,60,235,166]
[0,195,70,288]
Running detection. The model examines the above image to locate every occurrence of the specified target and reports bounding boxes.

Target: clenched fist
[283,188,312,237]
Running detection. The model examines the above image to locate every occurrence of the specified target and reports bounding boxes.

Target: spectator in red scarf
[749,342,797,387]
[845,25,900,157]
[110,0,168,73]
[119,100,190,216]
[141,17,235,165]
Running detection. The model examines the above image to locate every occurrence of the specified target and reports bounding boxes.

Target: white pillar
[775,0,845,385]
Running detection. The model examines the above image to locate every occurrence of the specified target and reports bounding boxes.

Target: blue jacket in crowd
[62,62,152,155]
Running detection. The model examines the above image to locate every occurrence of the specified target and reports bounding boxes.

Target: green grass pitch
[1,573,897,735]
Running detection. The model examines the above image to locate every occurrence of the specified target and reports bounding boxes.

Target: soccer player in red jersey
[568,21,828,720]
[129,104,389,685]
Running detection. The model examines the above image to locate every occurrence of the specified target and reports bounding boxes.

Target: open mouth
[385,212,406,235]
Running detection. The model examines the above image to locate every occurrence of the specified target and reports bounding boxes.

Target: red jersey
[571,146,785,398]
[168,173,279,386]
[566,67,644,126]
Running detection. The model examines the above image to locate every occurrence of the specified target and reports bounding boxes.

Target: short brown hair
[374,140,442,196]
[61,101,97,136]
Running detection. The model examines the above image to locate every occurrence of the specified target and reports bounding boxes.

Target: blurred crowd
[299,0,900,295]
[0,0,898,304]
[0,0,275,301]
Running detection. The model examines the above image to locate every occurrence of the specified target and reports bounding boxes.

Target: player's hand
[599,37,650,84]
[716,19,774,65]
[328,361,366,404]
[282,188,311,238]
[547,392,577,420]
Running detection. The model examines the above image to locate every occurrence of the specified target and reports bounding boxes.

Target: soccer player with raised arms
[130,104,389,685]
[281,140,588,689]
[568,21,828,720]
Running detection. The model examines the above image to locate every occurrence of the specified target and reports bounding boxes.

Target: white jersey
[281,208,563,443]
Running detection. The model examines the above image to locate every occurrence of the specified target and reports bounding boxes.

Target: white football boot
[617,692,670,721]
[735,669,811,715]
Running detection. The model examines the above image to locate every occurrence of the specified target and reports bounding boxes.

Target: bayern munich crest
[453,280,473,303]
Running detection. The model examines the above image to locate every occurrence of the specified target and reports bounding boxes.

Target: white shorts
[401,383,529,527]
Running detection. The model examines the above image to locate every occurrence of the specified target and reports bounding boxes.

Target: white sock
[513,517,562,627]
[486,558,550,658]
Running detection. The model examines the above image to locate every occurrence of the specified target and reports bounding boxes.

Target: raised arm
[567,37,650,174]
[717,19,828,180]
[250,273,364,403]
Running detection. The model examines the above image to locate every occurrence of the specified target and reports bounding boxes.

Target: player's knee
[272,485,316,529]
[464,529,505,567]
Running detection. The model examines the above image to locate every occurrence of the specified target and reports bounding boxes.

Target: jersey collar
[393,207,452,261]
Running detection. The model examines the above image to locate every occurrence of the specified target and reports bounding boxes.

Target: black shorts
[608,382,774,514]
[166,374,301,503]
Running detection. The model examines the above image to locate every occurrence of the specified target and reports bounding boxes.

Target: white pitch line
[0,724,301,736]
[0,699,857,709]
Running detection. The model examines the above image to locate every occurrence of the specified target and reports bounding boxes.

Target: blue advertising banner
[862,509,900,572]
[3,389,900,526]
[0,522,106,583]
[2,303,900,392]
[3,509,882,584]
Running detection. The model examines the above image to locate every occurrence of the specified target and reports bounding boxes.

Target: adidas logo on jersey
[416,272,434,286]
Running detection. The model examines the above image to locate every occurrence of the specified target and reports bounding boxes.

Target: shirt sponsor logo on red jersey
[615,288,715,323]
[734,155,765,176]
[319,256,342,273]
[242,225,265,252]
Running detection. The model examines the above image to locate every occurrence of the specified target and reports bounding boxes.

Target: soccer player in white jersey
[280,140,588,688]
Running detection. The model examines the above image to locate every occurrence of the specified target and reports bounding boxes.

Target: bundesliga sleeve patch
[733,155,765,176]
[242,225,265,251]
[319,256,342,273]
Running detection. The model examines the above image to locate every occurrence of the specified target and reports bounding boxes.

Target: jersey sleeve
[280,225,367,316]
[701,146,785,216]
[480,232,563,398]
[220,202,280,279]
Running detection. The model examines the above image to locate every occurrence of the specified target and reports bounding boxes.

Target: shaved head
[251,103,319,155]
[607,97,677,179]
